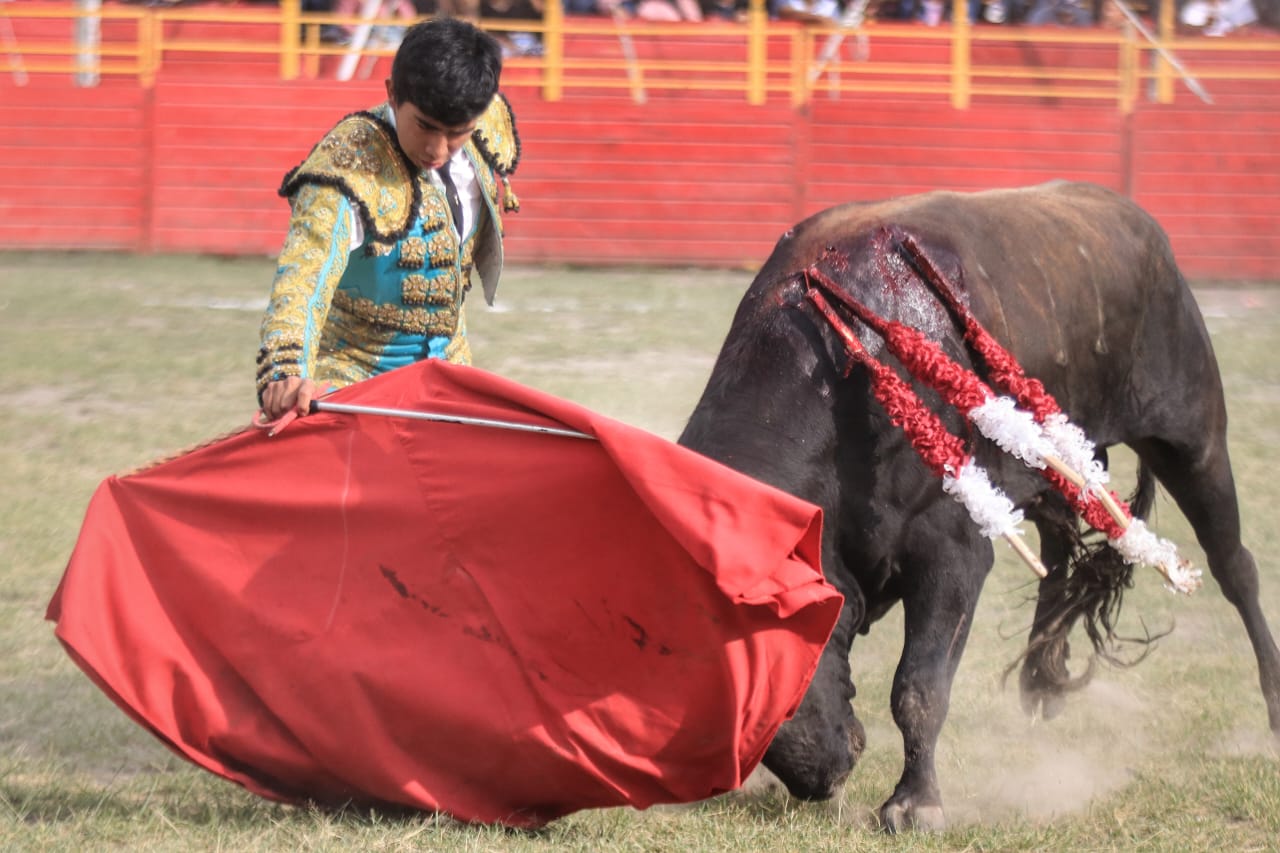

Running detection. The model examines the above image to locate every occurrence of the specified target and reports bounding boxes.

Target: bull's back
[765,181,1201,428]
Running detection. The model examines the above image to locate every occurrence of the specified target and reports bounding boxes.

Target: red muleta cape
[47,360,842,827]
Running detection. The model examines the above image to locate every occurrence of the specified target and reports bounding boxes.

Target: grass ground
[2,252,1278,851]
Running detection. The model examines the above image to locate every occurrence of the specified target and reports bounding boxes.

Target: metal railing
[2,0,1278,110]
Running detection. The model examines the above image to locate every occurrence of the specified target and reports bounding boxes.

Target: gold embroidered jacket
[257,96,519,397]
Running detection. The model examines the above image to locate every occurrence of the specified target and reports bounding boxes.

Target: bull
[677,180,1280,831]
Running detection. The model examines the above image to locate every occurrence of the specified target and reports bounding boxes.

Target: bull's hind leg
[1019,510,1080,720]
[1018,494,1097,720]
[1133,435,1280,733]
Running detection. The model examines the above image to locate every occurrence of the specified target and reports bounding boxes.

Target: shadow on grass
[686,774,881,832]
[0,764,568,842]
[0,769,268,827]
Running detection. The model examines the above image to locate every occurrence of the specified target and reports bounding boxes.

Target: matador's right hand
[261,377,318,422]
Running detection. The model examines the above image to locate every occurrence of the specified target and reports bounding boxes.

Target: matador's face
[384,79,477,172]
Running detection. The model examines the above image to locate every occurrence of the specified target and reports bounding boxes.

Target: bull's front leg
[879,535,989,833]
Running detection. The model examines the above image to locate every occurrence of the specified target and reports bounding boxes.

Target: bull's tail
[1006,460,1169,701]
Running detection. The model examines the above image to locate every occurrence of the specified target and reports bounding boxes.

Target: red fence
[2,38,1278,279]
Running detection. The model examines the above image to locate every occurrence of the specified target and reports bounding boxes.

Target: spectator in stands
[303,0,418,44]
[878,0,924,21]
[435,0,483,13]
[257,18,521,423]
[979,0,1008,20]
[1180,0,1264,33]
[604,0,704,20]
[1023,0,1091,24]
[481,0,546,56]
[881,0,1007,24]
[301,0,351,44]
[1257,0,1280,26]
[775,0,843,23]
[700,0,750,19]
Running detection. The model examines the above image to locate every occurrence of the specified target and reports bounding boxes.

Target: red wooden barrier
[0,53,1276,278]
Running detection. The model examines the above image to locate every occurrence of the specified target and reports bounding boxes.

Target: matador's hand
[261,377,318,422]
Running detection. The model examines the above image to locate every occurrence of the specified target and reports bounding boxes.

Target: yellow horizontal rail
[970,84,1123,97]
[2,0,1278,112]
[970,67,1123,82]
[970,29,1127,44]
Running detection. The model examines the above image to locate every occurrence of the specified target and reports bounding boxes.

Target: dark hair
[390,19,503,127]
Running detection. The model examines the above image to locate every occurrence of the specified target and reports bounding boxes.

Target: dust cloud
[940,676,1154,826]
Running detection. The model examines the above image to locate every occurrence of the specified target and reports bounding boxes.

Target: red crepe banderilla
[804,285,1047,578]
[890,231,1199,594]
[801,246,1200,594]
[806,263,1074,501]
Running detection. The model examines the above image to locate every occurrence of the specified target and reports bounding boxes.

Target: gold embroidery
[426,307,458,338]
[314,358,367,390]
[317,126,379,174]
[427,306,458,335]
[332,289,460,338]
[471,95,519,213]
[472,147,498,203]
[443,305,472,365]
[399,237,427,268]
[262,328,306,352]
[348,123,373,147]
[459,142,506,231]
[265,108,490,397]
[402,272,460,307]
[426,229,457,269]
[314,315,400,389]
[418,188,449,225]
[444,335,471,365]
[402,273,429,305]
[284,110,414,240]
[472,95,519,175]
[259,184,353,395]
[499,174,519,214]
[427,271,460,307]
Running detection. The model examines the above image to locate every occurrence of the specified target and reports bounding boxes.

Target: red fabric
[46,361,842,827]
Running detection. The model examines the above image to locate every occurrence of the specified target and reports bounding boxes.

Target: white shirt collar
[387,101,479,236]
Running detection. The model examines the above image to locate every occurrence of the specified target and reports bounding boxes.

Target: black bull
[677,181,1280,831]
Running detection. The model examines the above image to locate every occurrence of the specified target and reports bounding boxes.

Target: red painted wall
[1,50,1277,279]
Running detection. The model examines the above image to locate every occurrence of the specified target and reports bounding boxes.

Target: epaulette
[471,93,521,212]
[278,110,419,245]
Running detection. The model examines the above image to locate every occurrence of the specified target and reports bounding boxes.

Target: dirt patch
[0,385,139,423]
[1193,288,1280,319]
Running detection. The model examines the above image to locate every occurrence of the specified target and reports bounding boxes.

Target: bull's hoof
[1019,684,1067,721]
[1019,661,1068,721]
[879,798,946,833]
